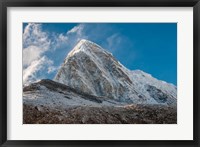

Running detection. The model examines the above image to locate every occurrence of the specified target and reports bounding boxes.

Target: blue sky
[23,23,177,85]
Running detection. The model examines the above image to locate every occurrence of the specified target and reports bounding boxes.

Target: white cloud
[52,33,69,49]
[106,33,122,50]
[23,23,50,50]
[67,24,84,35]
[23,46,42,67]
[53,24,88,53]
[47,66,58,74]
[23,23,56,85]
[65,24,87,45]
[23,56,55,86]
[58,34,68,42]
[23,56,50,86]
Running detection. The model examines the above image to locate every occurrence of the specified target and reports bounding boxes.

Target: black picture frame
[0,0,199,146]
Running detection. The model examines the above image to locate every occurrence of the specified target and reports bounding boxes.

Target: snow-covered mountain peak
[54,39,177,106]
[67,39,104,58]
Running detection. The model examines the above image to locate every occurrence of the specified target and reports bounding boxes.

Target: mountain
[23,39,177,124]
[54,39,176,106]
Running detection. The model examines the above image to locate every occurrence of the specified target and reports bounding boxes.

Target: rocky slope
[24,104,177,124]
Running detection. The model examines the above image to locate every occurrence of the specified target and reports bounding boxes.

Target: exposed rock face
[54,39,177,106]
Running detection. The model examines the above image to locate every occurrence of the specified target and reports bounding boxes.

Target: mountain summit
[54,39,177,106]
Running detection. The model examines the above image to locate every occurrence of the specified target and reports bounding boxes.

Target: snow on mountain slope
[23,79,123,109]
[54,39,177,106]
[129,70,176,105]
